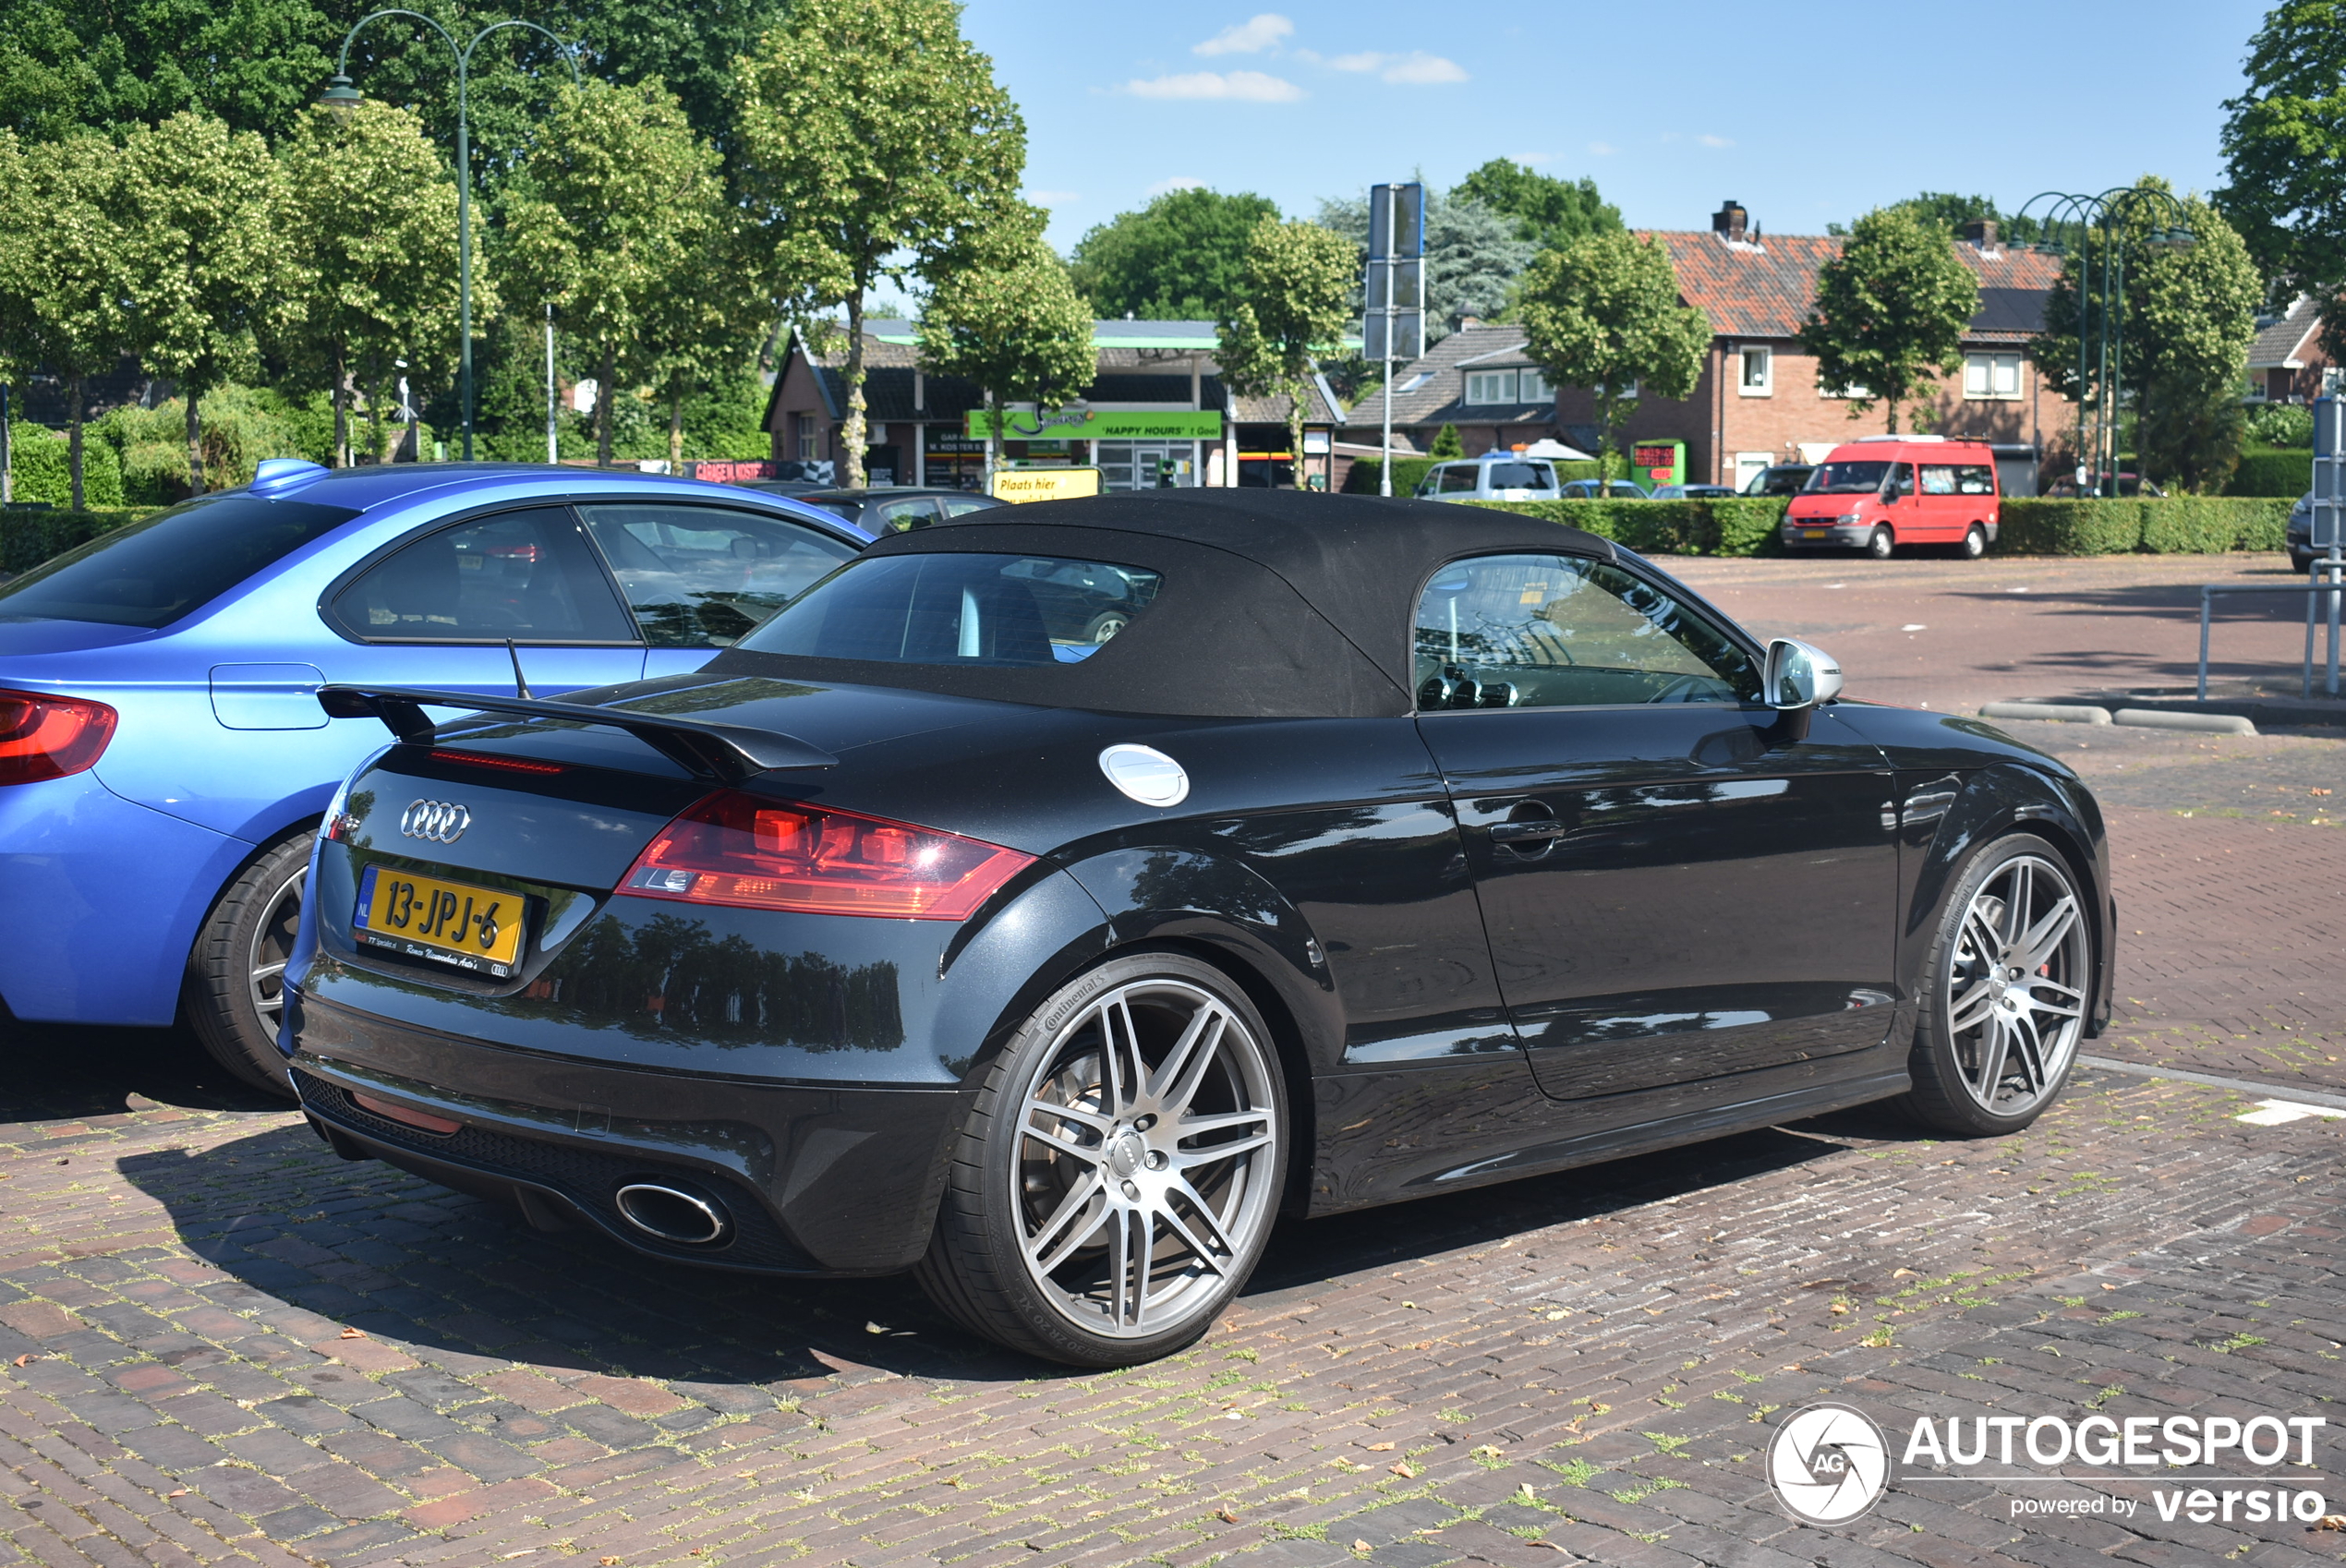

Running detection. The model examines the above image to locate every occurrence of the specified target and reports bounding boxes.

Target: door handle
[1489,818,1570,843]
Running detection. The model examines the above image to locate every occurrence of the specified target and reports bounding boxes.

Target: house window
[1466,369,1518,404]
[1595,378,1639,401]
[1519,368,1554,402]
[793,413,817,458]
[1818,377,1869,400]
[1962,353,2022,401]
[1737,345,1772,397]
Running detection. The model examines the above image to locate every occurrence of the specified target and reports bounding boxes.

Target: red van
[1780,436,2001,559]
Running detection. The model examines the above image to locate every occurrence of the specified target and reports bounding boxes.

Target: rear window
[737,553,1164,667]
[0,495,360,628]
[1485,463,1554,490]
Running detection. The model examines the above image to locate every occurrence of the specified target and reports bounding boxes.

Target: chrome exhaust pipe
[612,1181,732,1246]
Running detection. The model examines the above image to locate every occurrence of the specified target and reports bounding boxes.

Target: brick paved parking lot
[0,551,2340,1568]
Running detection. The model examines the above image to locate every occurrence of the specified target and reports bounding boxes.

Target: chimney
[1963,218,2000,253]
[1711,199,1748,242]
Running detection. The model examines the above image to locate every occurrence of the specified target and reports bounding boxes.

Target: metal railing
[2196,559,2346,701]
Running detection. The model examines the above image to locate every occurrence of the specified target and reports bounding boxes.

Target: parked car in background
[1743,464,1816,497]
[285,489,2113,1366]
[2042,473,2165,499]
[0,462,869,1094]
[1782,436,2001,559]
[1558,478,1651,500]
[792,487,1003,533]
[1414,455,1564,503]
[2289,493,2323,573]
[1651,484,1740,500]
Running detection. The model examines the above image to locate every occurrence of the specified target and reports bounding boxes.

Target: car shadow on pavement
[0,1018,291,1119]
[109,1101,1919,1387]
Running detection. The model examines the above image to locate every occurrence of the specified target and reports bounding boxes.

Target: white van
[1415,454,1561,502]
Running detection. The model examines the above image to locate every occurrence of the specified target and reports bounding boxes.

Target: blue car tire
[184,831,311,1096]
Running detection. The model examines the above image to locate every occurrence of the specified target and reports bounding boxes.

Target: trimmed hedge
[2225,445,2310,499]
[1995,498,2291,555]
[1465,497,1789,556]
[0,506,151,575]
[6,424,125,508]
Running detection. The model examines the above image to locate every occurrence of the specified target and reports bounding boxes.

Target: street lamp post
[2013,187,2195,497]
[320,11,579,462]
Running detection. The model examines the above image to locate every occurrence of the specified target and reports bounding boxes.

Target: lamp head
[319,74,362,116]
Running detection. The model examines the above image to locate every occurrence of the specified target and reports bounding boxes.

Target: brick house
[764,320,1342,491]
[1336,323,1574,464]
[1553,201,2068,493]
[2246,296,2330,405]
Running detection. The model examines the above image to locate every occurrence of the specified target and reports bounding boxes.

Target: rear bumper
[0,772,249,1025]
[287,991,970,1275]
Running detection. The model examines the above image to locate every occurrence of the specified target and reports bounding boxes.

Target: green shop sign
[966,409,1224,440]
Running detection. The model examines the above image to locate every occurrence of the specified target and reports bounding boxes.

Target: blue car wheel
[184,831,312,1095]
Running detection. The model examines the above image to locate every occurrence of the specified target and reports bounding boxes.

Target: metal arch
[2011,185,2198,498]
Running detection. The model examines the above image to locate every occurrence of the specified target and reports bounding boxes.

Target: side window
[941,496,996,516]
[1920,464,1958,496]
[872,497,945,533]
[1888,464,1917,498]
[1954,464,1996,495]
[1438,465,1478,493]
[331,506,637,644]
[576,503,859,648]
[1413,554,1760,710]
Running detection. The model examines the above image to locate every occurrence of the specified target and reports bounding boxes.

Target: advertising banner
[966,409,1224,440]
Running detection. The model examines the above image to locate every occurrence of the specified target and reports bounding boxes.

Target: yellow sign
[989,466,1103,504]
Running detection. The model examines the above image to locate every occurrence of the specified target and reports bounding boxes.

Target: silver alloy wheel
[1962,525,1987,560]
[246,865,304,1034]
[1010,978,1278,1339]
[1943,852,2086,1116]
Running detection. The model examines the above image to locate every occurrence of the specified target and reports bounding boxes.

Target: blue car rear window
[0,495,361,628]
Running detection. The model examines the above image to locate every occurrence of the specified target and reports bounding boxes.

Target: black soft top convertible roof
[709,489,1615,719]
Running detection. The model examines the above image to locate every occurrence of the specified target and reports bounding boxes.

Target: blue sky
[961,0,2276,256]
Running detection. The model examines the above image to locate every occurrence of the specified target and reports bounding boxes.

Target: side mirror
[1764,638,1844,711]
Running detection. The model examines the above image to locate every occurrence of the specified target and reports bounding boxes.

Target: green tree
[0,129,27,504]
[1429,423,1463,458]
[1797,206,1978,434]
[735,0,1025,489]
[642,222,756,471]
[115,112,294,495]
[917,212,1094,481]
[1453,158,1622,252]
[1216,216,1356,488]
[4,133,129,508]
[504,78,717,465]
[1069,187,1280,320]
[2037,182,2261,491]
[1518,233,1710,485]
[272,101,463,467]
[0,0,333,143]
[2220,0,2346,321]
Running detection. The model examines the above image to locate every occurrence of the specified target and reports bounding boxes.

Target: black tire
[1082,609,1131,645]
[913,951,1288,1366]
[1903,833,2092,1137]
[184,832,311,1098]
[1865,525,1894,561]
[1959,524,1987,560]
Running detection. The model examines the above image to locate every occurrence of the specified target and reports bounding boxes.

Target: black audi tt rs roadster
[286,489,2114,1366]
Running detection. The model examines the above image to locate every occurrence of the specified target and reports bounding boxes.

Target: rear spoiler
[317,685,837,784]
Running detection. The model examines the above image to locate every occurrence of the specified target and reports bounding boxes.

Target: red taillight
[619,790,1034,921]
[0,690,117,785]
[430,748,564,776]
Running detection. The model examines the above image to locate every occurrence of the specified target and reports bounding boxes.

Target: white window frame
[1818,377,1869,400]
[1737,344,1772,397]
[1963,351,2023,402]
[1733,452,1772,488]
[1465,369,1518,405]
[1518,368,1554,402]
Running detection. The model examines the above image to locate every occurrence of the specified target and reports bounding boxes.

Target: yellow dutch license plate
[354,864,526,977]
[1801,528,1827,540]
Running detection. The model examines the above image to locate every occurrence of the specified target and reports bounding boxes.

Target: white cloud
[1147,176,1206,197]
[1327,50,1467,84]
[1193,13,1292,55]
[1122,69,1304,102]
[1698,133,1734,148]
[1588,140,1618,156]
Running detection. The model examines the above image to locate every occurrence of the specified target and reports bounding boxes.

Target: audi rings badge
[399,800,471,844]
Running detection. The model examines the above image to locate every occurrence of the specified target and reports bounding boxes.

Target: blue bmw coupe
[0,461,870,1092]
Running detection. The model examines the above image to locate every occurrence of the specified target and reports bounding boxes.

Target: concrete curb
[2111,706,2258,736]
[1979,702,2112,725]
